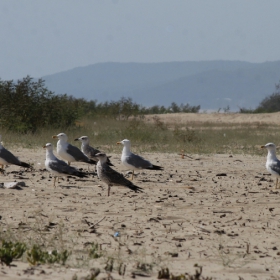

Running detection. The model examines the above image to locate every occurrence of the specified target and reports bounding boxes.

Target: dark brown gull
[95,152,143,196]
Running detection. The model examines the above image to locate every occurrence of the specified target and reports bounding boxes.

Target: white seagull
[117,139,163,180]
[44,143,87,187]
[95,152,143,196]
[261,142,280,189]
[0,135,31,171]
[52,133,97,166]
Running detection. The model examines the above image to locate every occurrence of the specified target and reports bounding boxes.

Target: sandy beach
[0,113,280,279]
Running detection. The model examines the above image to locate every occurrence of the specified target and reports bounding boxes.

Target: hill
[42,60,280,111]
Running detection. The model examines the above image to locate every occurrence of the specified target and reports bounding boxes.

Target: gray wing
[102,165,132,186]
[67,144,91,162]
[84,145,113,166]
[84,145,100,159]
[49,159,83,176]
[270,161,280,175]
[0,147,22,165]
[99,164,143,192]
[126,153,153,169]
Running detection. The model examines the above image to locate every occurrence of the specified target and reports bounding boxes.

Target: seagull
[95,152,143,196]
[0,135,31,171]
[44,143,88,187]
[74,136,113,166]
[117,139,163,180]
[52,133,97,166]
[261,143,280,189]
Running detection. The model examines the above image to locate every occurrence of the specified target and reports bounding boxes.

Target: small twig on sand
[178,151,194,160]
[84,216,106,229]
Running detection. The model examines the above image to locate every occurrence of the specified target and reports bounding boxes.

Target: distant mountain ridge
[42,60,280,111]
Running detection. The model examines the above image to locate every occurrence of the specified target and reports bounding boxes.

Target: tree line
[0,76,200,133]
[3,75,280,133]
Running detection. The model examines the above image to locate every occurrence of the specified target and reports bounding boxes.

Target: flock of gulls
[1,132,280,194]
[0,133,163,196]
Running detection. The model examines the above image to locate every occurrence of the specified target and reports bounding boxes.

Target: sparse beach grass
[1,113,280,156]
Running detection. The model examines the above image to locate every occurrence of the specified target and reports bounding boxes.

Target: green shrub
[88,243,102,259]
[27,244,70,265]
[0,76,80,133]
[0,240,26,266]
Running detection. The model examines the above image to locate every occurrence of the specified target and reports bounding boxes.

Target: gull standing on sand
[52,133,97,166]
[261,143,280,189]
[117,139,163,180]
[74,136,113,166]
[0,135,31,171]
[44,143,88,187]
[95,152,143,196]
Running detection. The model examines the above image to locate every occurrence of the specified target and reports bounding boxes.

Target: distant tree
[240,80,280,113]
[255,92,280,113]
[238,107,255,113]
[169,102,181,113]
[180,103,200,113]
[0,76,80,133]
[118,97,141,120]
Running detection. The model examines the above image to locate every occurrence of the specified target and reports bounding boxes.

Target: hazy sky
[1,0,280,80]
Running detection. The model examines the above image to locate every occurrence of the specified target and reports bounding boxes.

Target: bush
[0,76,80,133]
[0,76,200,133]
[0,240,26,266]
[255,92,280,113]
[239,79,280,113]
[27,244,70,265]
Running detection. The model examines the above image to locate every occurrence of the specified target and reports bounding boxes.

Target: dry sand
[1,113,280,280]
[145,111,280,125]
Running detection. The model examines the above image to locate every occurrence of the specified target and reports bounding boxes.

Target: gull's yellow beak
[116,142,121,145]
[52,135,58,139]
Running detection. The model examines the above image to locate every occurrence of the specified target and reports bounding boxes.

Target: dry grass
[1,113,280,156]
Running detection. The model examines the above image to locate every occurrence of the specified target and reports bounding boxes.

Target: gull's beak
[74,138,79,141]
[116,141,122,145]
[261,145,265,149]
[52,135,58,139]
[43,145,47,149]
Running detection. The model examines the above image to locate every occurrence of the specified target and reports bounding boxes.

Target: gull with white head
[44,143,88,187]
[261,142,280,189]
[52,133,97,166]
[117,139,163,180]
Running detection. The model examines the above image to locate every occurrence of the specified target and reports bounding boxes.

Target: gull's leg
[276,178,279,189]
[181,150,185,159]
[53,177,56,188]
[108,185,111,196]
[131,170,134,181]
